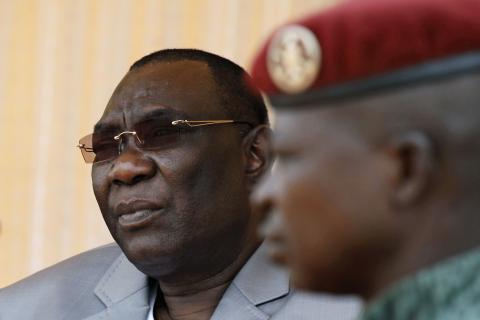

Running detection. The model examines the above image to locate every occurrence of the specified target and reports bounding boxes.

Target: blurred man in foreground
[250,0,480,318]
[0,49,360,319]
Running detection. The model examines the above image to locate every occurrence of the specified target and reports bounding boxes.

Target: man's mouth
[114,199,164,229]
[118,209,158,226]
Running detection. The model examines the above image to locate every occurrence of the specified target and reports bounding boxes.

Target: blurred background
[0,0,336,287]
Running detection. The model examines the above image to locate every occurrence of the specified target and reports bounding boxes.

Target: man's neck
[155,282,229,320]
[365,210,480,301]
[154,238,262,320]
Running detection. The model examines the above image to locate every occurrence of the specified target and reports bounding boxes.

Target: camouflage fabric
[360,248,480,320]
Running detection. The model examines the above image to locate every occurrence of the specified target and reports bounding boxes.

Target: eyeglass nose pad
[114,131,136,141]
[113,131,144,154]
[134,134,144,145]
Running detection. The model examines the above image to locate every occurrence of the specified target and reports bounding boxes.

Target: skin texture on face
[92,60,262,286]
[255,107,403,295]
[253,72,480,299]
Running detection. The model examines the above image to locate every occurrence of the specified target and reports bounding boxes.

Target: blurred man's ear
[243,125,273,187]
[386,131,436,207]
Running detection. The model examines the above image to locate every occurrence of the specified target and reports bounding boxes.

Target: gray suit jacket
[0,243,361,320]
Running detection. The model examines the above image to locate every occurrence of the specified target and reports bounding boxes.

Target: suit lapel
[84,254,150,320]
[84,243,289,320]
[211,243,290,320]
[211,284,270,320]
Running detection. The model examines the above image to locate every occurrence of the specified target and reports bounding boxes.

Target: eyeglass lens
[79,118,185,163]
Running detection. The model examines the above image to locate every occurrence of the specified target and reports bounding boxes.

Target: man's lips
[114,199,164,228]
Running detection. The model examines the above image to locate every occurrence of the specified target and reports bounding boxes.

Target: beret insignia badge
[267,25,321,94]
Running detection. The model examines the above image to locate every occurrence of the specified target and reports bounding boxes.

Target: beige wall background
[0,0,336,287]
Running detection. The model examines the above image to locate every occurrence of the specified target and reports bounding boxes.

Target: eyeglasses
[77,119,252,164]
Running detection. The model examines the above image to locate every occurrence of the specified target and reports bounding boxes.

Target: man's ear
[386,131,437,207]
[243,125,273,185]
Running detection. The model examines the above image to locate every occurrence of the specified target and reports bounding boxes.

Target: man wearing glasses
[0,49,360,320]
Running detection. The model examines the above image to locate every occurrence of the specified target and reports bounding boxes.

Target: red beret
[250,0,480,106]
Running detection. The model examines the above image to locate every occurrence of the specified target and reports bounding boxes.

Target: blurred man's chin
[264,242,289,266]
[291,274,332,293]
[270,252,288,266]
[290,268,315,290]
[291,267,354,295]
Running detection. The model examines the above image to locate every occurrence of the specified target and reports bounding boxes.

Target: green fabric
[360,248,480,320]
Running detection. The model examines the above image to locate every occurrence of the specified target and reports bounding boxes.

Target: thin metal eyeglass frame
[77,119,252,163]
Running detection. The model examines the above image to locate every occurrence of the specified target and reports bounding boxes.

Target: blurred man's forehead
[273,108,337,148]
[274,109,313,139]
[275,104,357,131]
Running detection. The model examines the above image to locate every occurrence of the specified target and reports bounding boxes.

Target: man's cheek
[92,170,108,200]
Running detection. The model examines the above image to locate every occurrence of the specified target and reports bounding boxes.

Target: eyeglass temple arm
[76,120,252,149]
[76,143,93,151]
[172,120,251,127]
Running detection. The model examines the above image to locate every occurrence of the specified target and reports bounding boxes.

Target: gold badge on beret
[267,25,322,94]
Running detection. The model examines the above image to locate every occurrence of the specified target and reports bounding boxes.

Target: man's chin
[117,236,176,265]
[122,245,181,277]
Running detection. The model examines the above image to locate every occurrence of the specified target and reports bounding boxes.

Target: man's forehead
[130,86,167,101]
[99,60,220,125]
[111,60,213,100]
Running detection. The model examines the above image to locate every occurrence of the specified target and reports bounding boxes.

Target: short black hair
[130,49,268,127]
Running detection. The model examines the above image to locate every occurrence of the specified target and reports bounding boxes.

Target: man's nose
[108,147,156,186]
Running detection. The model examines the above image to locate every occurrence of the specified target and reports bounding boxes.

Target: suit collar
[85,254,150,320]
[232,242,290,306]
[210,243,291,320]
[94,253,149,307]
[88,243,289,320]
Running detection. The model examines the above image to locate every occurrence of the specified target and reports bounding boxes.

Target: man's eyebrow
[93,122,120,133]
[93,108,190,132]
[137,108,188,122]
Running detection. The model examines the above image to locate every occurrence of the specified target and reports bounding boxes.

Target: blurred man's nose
[250,172,276,223]
[251,172,289,264]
